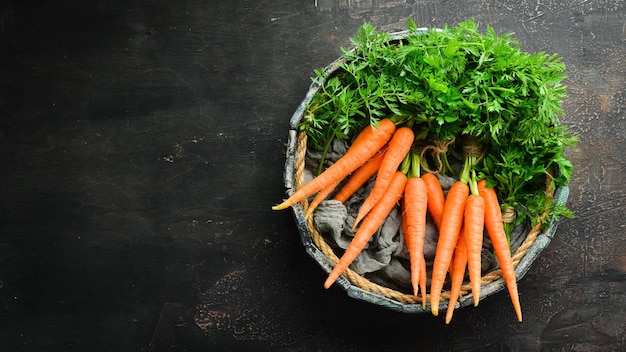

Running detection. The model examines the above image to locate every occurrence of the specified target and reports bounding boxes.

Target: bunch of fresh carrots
[272,118,523,323]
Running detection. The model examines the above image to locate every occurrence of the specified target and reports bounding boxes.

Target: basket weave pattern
[294,132,554,306]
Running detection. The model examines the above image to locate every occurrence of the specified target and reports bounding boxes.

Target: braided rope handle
[294,132,553,305]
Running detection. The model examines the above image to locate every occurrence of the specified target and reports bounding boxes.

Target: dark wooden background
[1,1,624,351]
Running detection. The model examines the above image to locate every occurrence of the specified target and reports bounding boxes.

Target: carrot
[324,171,407,289]
[304,180,340,218]
[400,150,428,306]
[401,198,410,251]
[333,146,387,203]
[445,229,468,324]
[429,180,469,316]
[478,179,523,322]
[352,126,414,229]
[418,252,427,308]
[421,172,445,229]
[464,193,485,306]
[401,202,413,292]
[402,176,428,296]
[400,196,426,307]
[272,119,396,210]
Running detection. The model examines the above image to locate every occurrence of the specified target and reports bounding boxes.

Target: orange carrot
[352,127,414,229]
[324,171,407,289]
[304,180,340,218]
[401,199,413,293]
[418,253,427,308]
[333,146,387,203]
[478,179,523,322]
[402,177,428,296]
[401,197,426,306]
[272,119,396,210]
[464,193,485,306]
[430,181,469,316]
[401,198,410,246]
[445,229,468,324]
[421,172,445,229]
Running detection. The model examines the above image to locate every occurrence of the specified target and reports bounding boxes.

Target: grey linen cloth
[307,139,525,292]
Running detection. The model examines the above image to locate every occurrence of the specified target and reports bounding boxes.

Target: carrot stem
[317,134,335,176]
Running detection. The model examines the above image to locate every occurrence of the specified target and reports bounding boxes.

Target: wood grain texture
[0,0,624,351]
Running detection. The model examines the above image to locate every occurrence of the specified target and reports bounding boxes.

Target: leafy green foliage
[477,126,577,228]
[299,19,577,228]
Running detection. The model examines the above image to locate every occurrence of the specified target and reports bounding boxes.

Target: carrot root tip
[323,276,336,289]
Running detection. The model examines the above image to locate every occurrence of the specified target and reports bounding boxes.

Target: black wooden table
[1,1,625,351]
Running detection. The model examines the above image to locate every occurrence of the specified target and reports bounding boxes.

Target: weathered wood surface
[1,1,624,351]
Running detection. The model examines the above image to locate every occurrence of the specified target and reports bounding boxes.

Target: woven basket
[280,31,570,313]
